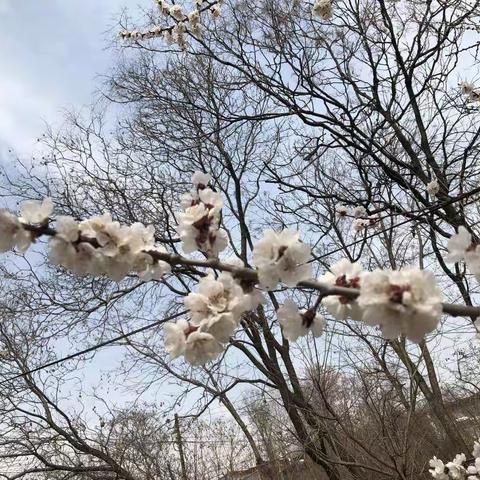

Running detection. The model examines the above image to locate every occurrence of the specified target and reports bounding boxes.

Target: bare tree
[2,0,480,478]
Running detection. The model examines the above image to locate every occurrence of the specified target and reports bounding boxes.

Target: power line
[0,310,186,386]
[314,185,480,261]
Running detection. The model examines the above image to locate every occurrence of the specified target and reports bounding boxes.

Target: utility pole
[174,413,188,480]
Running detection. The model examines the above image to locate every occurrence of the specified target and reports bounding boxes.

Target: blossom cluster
[119,0,222,48]
[319,259,443,343]
[164,255,444,364]
[335,203,379,233]
[176,171,228,256]
[165,219,320,364]
[430,439,480,479]
[252,229,312,289]
[0,197,171,282]
[50,214,171,282]
[121,0,335,47]
[164,272,262,364]
[0,198,54,253]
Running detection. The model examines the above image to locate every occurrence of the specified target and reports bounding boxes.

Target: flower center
[185,324,199,337]
[334,275,360,303]
[387,284,411,304]
[209,293,227,312]
[334,274,360,288]
[192,214,214,247]
[277,245,288,260]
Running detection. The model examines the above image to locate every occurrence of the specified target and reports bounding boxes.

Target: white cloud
[0,0,150,153]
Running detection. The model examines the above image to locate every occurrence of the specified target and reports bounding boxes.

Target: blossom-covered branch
[119,0,337,49]
[119,0,223,49]
[2,172,480,364]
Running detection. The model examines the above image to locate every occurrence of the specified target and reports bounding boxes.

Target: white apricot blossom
[188,9,200,25]
[190,22,202,37]
[169,4,184,20]
[163,30,174,44]
[353,206,366,218]
[184,331,224,365]
[172,23,187,49]
[48,235,77,268]
[446,226,480,277]
[19,197,53,224]
[210,4,221,17]
[312,0,332,19]
[252,229,312,289]
[158,0,170,14]
[135,250,171,281]
[460,81,475,95]
[473,439,480,458]
[50,240,104,277]
[277,299,325,342]
[429,457,448,480]
[165,317,227,364]
[428,446,480,480]
[176,171,228,256]
[0,197,55,252]
[49,213,170,282]
[353,218,369,232]
[199,312,237,343]
[55,216,79,242]
[185,272,254,324]
[166,267,266,365]
[0,209,32,252]
[164,319,191,359]
[76,215,148,279]
[335,204,348,218]
[427,179,440,196]
[446,226,473,262]
[429,453,467,480]
[172,271,263,364]
[429,439,480,479]
[460,81,480,102]
[467,458,480,477]
[358,268,443,343]
[177,204,212,252]
[318,259,363,321]
[446,454,467,479]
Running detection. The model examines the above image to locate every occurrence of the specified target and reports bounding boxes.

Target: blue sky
[0,0,149,155]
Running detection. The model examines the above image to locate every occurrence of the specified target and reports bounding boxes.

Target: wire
[0,310,186,386]
[314,184,480,261]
